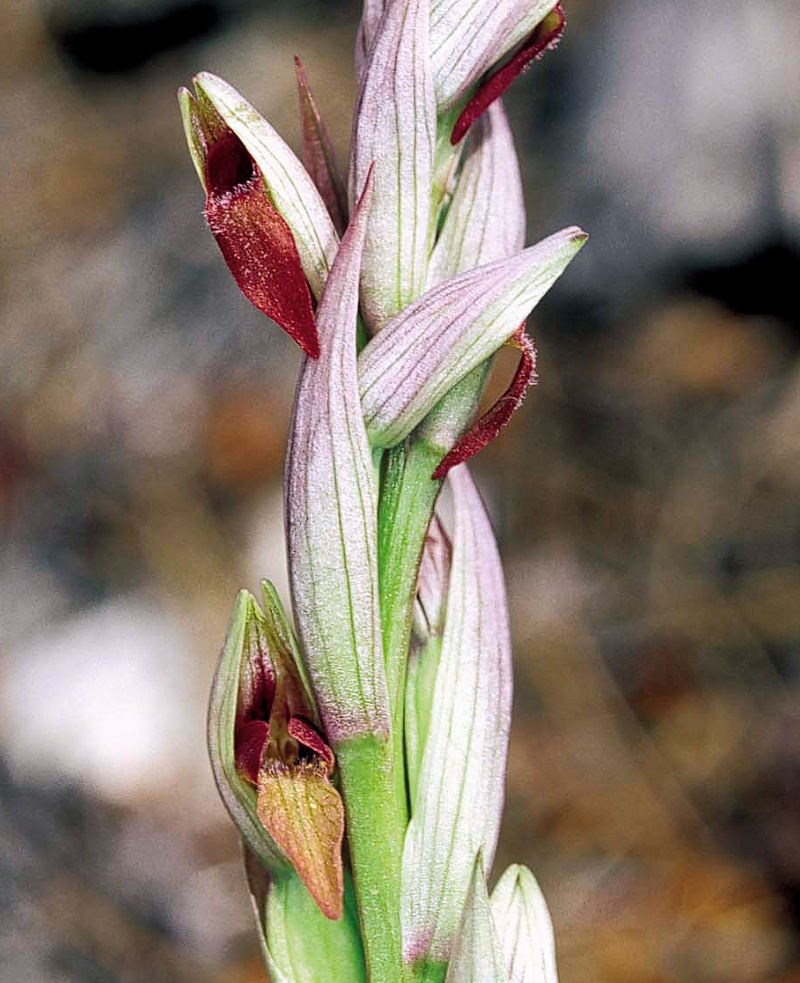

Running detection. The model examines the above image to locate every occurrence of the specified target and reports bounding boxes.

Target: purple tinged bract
[401,466,512,966]
[285,169,391,746]
[349,0,436,332]
[358,227,587,448]
[430,0,559,110]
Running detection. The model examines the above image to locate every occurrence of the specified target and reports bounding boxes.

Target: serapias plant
[179,1,585,980]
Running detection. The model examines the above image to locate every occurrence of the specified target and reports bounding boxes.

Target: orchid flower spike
[182,0,585,980]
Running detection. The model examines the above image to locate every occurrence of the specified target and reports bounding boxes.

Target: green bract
[247,854,368,983]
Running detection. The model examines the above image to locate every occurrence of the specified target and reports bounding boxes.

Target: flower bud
[412,514,452,641]
[428,101,525,287]
[406,515,451,801]
[491,865,558,983]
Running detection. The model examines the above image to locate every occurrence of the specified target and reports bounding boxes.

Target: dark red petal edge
[431,326,537,480]
[451,4,566,145]
[235,719,270,785]
[204,130,320,359]
[287,717,336,774]
[294,56,348,236]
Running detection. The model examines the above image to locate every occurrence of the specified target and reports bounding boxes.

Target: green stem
[336,734,405,983]
[378,440,444,818]
[408,959,447,983]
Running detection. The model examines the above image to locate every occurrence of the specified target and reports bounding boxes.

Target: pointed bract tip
[357,160,377,206]
[192,69,222,90]
[451,3,566,145]
[492,863,558,983]
[179,85,208,187]
[294,55,348,235]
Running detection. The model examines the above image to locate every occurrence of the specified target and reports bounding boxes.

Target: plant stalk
[378,440,444,818]
[336,733,406,983]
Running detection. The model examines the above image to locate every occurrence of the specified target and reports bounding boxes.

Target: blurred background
[1,0,799,980]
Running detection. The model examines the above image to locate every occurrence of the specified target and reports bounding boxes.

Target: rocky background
[1,0,799,980]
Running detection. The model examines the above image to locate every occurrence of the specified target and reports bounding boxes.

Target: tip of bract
[451,3,566,145]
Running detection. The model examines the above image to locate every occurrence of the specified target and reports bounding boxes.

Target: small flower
[431,0,563,113]
[179,86,320,358]
[209,585,345,920]
[179,73,346,357]
[357,0,564,126]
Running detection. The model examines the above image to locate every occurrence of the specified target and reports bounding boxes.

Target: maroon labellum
[451,4,566,145]
[432,326,536,480]
[204,129,320,359]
